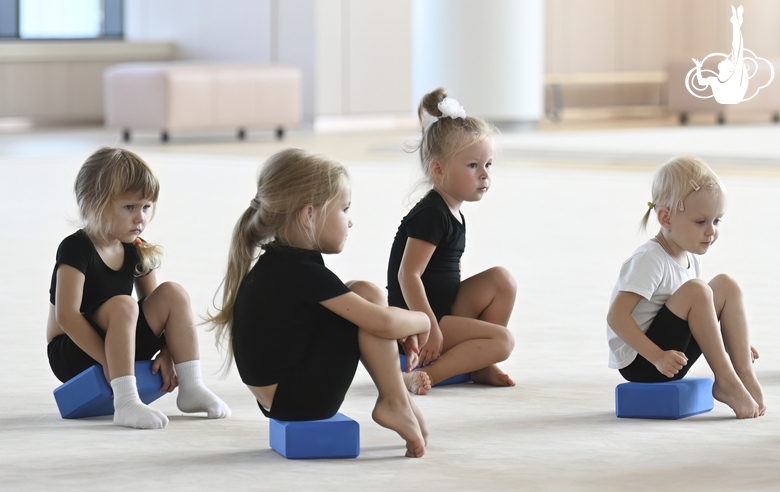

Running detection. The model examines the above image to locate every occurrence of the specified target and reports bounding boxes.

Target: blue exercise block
[53,360,165,419]
[269,412,360,459]
[399,354,471,386]
[615,377,714,420]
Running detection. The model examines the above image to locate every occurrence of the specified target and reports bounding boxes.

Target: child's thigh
[450,267,515,319]
[438,315,507,352]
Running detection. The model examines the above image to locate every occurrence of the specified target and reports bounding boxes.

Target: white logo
[685,5,774,104]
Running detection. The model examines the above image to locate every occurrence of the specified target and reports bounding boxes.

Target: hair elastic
[249,197,260,210]
[647,201,654,208]
[422,97,467,132]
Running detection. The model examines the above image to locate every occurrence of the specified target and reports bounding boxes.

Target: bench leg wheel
[717,113,726,125]
[679,113,688,125]
[237,128,246,140]
[122,129,131,142]
[275,127,284,140]
[161,131,169,143]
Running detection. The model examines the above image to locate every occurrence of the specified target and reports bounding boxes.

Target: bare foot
[372,397,426,458]
[712,378,759,419]
[470,364,515,387]
[402,370,431,395]
[407,394,428,445]
[737,370,766,416]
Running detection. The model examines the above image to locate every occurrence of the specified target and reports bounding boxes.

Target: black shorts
[619,304,703,382]
[47,298,165,383]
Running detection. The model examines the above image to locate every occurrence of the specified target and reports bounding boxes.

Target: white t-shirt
[606,240,702,369]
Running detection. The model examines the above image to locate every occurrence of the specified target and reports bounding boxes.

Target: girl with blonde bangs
[208,149,430,458]
[607,156,765,419]
[48,147,230,430]
[387,88,517,395]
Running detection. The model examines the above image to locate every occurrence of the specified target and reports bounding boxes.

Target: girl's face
[667,190,725,255]
[436,139,493,203]
[110,191,154,243]
[315,183,353,254]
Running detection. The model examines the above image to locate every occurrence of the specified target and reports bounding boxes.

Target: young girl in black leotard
[207,149,430,457]
[47,147,230,429]
[387,88,516,395]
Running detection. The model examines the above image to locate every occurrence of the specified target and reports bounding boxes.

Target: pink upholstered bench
[104,63,302,142]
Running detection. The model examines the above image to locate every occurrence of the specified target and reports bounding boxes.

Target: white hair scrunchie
[422,97,467,132]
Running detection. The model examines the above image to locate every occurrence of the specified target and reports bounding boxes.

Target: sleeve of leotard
[55,233,92,276]
[616,250,664,301]
[404,206,448,246]
[296,259,351,304]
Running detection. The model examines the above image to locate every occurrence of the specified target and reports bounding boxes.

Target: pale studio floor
[2,118,780,491]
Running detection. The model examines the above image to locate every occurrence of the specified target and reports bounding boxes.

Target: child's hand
[653,350,688,379]
[152,347,178,392]
[399,335,420,372]
[419,326,444,366]
[750,345,760,362]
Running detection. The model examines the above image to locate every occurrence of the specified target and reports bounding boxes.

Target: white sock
[111,375,168,429]
[175,360,231,419]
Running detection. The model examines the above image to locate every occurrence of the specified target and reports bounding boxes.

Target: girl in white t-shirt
[606,157,765,419]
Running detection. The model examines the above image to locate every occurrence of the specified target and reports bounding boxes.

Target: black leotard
[386,189,465,320]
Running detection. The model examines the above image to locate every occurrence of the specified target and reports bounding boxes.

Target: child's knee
[488,267,517,296]
[709,273,741,296]
[347,280,386,305]
[679,278,713,302]
[102,295,139,325]
[155,281,190,304]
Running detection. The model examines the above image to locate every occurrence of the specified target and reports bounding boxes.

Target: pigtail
[639,202,655,232]
[133,238,163,277]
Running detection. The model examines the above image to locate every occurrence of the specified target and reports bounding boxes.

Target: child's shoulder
[405,190,447,219]
[57,229,92,251]
[622,240,668,269]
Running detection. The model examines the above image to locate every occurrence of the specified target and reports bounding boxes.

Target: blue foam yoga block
[53,360,165,419]
[269,412,360,459]
[399,354,471,386]
[615,377,714,419]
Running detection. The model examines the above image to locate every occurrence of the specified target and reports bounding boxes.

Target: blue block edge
[269,412,360,459]
[399,354,471,386]
[615,377,714,420]
[53,360,166,419]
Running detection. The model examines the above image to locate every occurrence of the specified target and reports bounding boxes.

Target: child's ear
[430,158,444,179]
[299,204,315,230]
[657,207,672,230]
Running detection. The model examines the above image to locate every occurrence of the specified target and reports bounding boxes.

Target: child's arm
[54,265,108,367]
[320,293,429,341]
[398,237,441,366]
[607,291,688,378]
[134,270,158,299]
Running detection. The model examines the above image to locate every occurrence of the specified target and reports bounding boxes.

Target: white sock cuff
[111,375,139,399]
[175,360,202,387]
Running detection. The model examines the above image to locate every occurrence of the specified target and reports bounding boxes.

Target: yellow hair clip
[647,201,655,208]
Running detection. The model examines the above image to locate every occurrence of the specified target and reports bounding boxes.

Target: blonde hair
[74,147,163,276]
[207,149,349,368]
[641,156,726,229]
[409,87,495,185]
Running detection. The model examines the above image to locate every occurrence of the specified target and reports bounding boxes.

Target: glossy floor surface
[2,121,779,490]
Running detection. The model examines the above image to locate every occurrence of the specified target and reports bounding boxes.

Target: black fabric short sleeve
[294,260,351,304]
[405,206,448,246]
[49,230,139,312]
